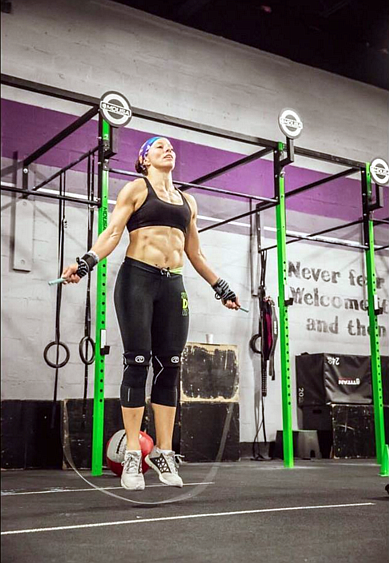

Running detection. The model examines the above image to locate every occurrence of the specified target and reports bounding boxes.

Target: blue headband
[138,136,162,171]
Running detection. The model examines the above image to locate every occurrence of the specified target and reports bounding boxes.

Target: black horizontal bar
[373,218,389,225]
[282,233,366,250]
[34,146,99,192]
[376,244,389,251]
[175,179,275,202]
[109,167,275,203]
[1,73,99,106]
[133,107,276,148]
[1,160,24,179]
[0,184,100,206]
[198,206,268,233]
[294,146,365,169]
[23,107,99,168]
[285,167,358,199]
[312,219,363,236]
[263,218,365,251]
[176,147,275,205]
[2,73,371,170]
[179,147,273,190]
[1,74,275,149]
[109,169,145,179]
[305,218,363,239]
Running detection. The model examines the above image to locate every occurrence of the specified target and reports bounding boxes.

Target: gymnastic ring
[43,340,70,369]
[249,333,261,355]
[79,335,95,365]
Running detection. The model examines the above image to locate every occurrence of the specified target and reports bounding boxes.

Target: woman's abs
[126,225,185,269]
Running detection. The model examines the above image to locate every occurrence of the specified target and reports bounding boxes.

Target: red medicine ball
[106,430,154,476]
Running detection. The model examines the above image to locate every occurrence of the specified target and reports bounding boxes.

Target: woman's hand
[212,278,241,311]
[61,263,81,284]
[222,295,241,311]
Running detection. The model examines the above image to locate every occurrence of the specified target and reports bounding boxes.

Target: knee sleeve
[120,351,151,408]
[150,354,181,407]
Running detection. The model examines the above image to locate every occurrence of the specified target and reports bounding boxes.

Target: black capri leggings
[114,257,189,408]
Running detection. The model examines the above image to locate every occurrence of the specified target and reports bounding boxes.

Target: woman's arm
[183,194,218,285]
[183,194,240,310]
[89,181,137,260]
[62,180,141,283]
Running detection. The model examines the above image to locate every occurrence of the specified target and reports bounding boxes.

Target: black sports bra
[126,178,192,235]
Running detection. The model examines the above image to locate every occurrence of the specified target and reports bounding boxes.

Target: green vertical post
[274,144,294,468]
[362,164,386,469]
[91,117,110,476]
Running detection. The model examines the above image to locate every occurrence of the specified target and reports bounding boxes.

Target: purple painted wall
[2,100,388,221]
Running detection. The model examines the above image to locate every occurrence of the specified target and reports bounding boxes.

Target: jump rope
[61,382,237,507]
[45,160,246,506]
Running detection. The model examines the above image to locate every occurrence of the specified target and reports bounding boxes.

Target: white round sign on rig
[99,91,132,128]
[370,158,389,186]
[278,108,303,139]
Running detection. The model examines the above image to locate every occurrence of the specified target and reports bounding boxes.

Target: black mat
[1,460,388,563]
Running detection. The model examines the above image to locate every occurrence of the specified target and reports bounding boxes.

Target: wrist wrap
[76,251,99,278]
[212,278,236,302]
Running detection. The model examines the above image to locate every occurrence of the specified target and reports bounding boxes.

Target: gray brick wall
[1,0,388,442]
[1,0,388,160]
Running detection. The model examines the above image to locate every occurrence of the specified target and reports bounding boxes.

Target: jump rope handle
[48,277,66,286]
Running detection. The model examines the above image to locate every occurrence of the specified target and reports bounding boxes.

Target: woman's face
[145,138,176,172]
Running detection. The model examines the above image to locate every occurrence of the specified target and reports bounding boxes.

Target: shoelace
[163,452,179,474]
[163,452,185,474]
[122,453,141,474]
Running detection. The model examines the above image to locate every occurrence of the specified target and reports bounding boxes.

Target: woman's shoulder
[181,191,197,212]
[118,178,147,201]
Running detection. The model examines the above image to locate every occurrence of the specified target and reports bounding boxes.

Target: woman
[62,136,240,491]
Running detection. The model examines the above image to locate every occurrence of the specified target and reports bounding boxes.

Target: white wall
[1,0,389,443]
[2,0,388,162]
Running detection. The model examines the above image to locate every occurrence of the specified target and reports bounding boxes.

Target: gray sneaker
[145,447,183,487]
[121,450,145,491]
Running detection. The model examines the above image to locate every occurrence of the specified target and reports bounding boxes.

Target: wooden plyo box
[179,343,240,462]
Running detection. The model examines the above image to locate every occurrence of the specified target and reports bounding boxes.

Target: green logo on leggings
[181,292,189,316]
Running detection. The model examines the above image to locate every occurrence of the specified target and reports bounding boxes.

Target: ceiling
[110,0,389,91]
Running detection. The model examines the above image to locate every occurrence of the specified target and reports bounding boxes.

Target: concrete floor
[1,459,389,563]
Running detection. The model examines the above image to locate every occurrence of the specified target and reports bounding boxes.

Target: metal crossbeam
[109,167,275,203]
[0,184,99,206]
[285,167,359,199]
[23,107,98,167]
